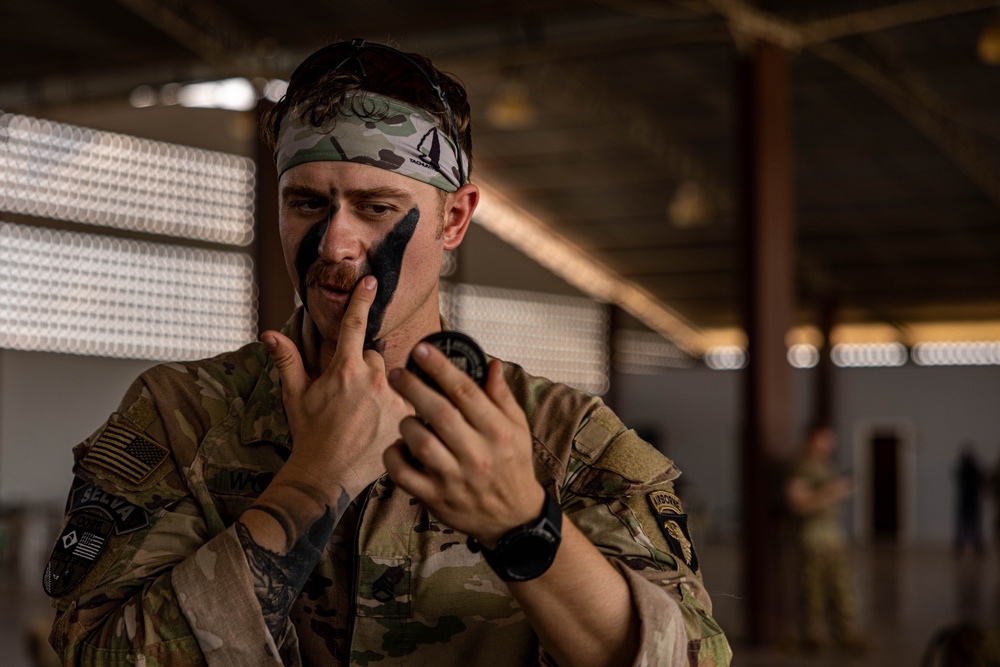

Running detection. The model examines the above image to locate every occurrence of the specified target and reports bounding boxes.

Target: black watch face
[406,331,487,394]
[504,531,558,579]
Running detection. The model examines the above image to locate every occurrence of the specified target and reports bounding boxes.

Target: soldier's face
[278,161,449,352]
[811,428,836,457]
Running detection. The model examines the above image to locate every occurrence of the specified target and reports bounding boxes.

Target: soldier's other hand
[384,343,544,549]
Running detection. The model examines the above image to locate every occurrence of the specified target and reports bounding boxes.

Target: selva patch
[43,480,149,597]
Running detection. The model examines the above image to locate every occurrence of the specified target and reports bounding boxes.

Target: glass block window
[704,345,748,370]
[442,283,609,395]
[0,221,256,360]
[615,329,695,373]
[831,342,908,368]
[0,112,255,245]
[911,341,1000,366]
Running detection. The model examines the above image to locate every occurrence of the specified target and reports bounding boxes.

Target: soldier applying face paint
[46,39,731,667]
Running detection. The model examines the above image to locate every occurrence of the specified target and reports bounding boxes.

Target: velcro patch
[123,396,158,431]
[573,406,621,462]
[82,422,169,485]
[648,490,699,573]
[43,510,114,597]
[595,430,676,483]
[44,480,150,598]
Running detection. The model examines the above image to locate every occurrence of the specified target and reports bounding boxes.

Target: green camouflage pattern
[789,457,860,645]
[275,93,466,191]
[47,308,731,666]
[790,457,847,549]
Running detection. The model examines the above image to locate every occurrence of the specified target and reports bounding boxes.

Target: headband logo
[413,127,441,171]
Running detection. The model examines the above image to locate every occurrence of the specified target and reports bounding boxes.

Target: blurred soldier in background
[955,443,985,557]
[786,423,869,654]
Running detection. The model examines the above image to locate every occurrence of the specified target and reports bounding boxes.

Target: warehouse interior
[2,1,1000,665]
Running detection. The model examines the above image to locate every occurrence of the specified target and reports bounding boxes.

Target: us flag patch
[43,510,115,597]
[82,422,169,485]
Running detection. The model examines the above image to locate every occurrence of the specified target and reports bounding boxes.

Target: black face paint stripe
[294,205,422,352]
[294,212,331,308]
[364,206,420,351]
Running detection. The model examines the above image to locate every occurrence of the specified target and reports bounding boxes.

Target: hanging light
[978,11,1000,64]
[485,79,537,130]
[667,180,714,228]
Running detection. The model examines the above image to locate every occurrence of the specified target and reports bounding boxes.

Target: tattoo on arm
[236,487,351,638]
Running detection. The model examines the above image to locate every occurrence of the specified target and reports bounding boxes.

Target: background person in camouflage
[45,39,731,666]
[785,423,869,653]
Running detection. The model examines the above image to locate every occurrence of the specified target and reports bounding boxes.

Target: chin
[304,304,342,342]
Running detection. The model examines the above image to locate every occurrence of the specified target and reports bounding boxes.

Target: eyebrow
[279,183,412,201]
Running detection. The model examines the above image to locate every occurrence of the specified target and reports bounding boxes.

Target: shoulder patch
[44,509,113,597]
[69,482,150,534]
[44,479,151,597]
[648,490,699,572]
[81,421,169,486]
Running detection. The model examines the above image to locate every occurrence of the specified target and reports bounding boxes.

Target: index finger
[333,275,378,360]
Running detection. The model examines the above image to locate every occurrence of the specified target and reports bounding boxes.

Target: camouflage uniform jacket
[47,313,731,666]
[789,457,847,551]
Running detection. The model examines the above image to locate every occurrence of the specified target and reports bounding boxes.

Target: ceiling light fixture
[485,79,537,130]
[978,10,1000,64]
[129,77,286,111]
[667,180,714,228]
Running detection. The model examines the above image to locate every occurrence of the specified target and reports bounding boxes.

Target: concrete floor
[3,536,998,666]
[702,539,999,666]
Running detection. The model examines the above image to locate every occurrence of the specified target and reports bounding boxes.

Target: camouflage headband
[275,93,467,192]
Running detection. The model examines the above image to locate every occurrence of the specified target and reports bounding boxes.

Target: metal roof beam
[110,0,271,77]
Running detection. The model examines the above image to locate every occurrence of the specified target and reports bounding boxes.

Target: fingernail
[413,343,430,359]
[364,275,376,290]
[388,368,402,382]
[261,333,277,351]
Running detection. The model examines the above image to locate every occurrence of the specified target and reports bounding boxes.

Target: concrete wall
[0,350,154,504]
[614,363,1000,545]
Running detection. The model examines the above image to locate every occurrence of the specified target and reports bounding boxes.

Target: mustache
[304,260,370,292]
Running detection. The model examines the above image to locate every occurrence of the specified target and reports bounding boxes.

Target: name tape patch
[205,465,275,496]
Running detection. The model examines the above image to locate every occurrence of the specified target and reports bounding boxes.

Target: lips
[316,282,351,303]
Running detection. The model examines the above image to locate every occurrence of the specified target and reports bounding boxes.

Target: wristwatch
[469,492,563,582]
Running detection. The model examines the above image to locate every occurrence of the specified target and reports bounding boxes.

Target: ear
[441,183,479,251]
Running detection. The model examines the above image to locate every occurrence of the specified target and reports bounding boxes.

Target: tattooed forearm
[236,487,351,638]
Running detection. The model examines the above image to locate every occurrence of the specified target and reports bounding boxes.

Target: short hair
[261,40,473,178]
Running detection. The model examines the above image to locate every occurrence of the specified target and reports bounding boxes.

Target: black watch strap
[470,492,563,582]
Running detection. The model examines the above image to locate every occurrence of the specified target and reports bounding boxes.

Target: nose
[317,208,364,264]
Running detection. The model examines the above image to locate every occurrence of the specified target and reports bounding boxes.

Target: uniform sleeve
[46,378,285,667]
[558,406,732,666]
